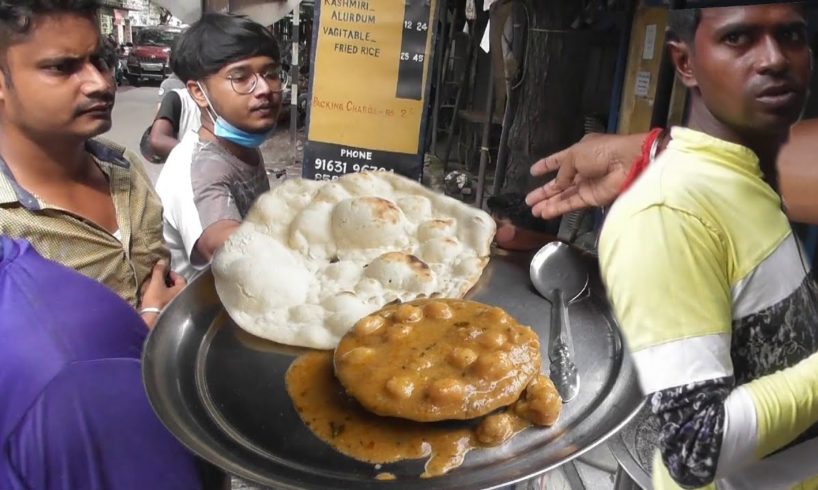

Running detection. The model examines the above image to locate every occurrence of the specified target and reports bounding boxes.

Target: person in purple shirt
[0,237,203,489]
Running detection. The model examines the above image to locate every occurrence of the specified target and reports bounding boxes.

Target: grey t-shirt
[190,140,270,230]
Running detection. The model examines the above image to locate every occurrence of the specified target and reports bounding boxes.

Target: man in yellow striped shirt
[599,4,818,488]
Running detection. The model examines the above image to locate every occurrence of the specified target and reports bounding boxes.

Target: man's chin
[84,119,113,138]
[735,108,802,138]
[249,122,276,134]
[753,115,801,137]
[754,100,806,131]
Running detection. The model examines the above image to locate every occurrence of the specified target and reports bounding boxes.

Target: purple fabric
[0,238,201,490]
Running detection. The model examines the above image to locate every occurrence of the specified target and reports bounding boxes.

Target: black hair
[171,13,280,83]
[667,8,702,44]
[0,0,99,50]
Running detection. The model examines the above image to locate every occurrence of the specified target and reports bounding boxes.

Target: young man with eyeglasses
[155,13,282,279]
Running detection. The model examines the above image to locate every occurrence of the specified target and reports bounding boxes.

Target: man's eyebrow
[225,60,279,72]
[776,20,808,31]
[35,55,84,65]
[224,66,252,76]
[712,21,754,37]
[712,19,807,37]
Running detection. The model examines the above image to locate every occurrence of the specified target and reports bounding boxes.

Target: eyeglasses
[225,70,285,96]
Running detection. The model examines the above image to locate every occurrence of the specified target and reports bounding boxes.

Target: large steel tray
[142,248,644,489]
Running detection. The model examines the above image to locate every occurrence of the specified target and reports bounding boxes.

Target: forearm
[654,352,818,487]
[742,350,818,459]
[651,378,731,487]
[148,132,179,161]
[194,220,241,263]
[779,119,818,224]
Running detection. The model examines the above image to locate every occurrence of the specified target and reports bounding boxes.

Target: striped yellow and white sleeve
[600,204,818,488]
[601,204,734,391]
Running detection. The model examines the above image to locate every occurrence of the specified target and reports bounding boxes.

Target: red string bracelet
[619,128,665,193]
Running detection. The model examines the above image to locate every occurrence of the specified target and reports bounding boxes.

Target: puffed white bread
[212,172,496,349]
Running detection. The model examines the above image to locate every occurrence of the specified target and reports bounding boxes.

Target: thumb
[150,260,168,284]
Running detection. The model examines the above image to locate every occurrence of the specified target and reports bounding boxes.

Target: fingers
[533,195,586,220]
[551,159,579,193]
[168,270,186,288]
[141,260,187,309]
[530,148,571,177]
[526,181,573,218]
[525,162,579,207]
[526,180,560,206]
[151,261,186,287]
[525,185,548,207]
[164,271,186,305]
[530,186,586,220]
[528,152,579,204]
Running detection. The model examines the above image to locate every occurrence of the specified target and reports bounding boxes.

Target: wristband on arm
[619,127,667,193]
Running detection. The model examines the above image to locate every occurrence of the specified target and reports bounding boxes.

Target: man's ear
[668,40,697,89]
[0,69,7,104]
[186,80,209,110]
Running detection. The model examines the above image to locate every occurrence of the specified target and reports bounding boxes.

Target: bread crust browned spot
[376,252,433,278]
[362,197,401,223]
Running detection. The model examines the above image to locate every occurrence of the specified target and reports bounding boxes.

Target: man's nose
[253,74,274,97]
[80,62,115,97]
[756,36,789,75]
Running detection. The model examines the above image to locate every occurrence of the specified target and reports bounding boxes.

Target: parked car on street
[126,26,183,86]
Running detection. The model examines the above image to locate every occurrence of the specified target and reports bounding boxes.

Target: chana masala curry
[336,300,542,421]
[285,299,561,478]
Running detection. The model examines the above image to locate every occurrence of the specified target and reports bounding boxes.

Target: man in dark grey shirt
[154,13,283,278]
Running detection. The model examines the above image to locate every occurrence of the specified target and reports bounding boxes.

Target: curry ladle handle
[548,289,580,403]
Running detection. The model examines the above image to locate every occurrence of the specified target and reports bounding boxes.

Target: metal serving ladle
[529,241,589,402]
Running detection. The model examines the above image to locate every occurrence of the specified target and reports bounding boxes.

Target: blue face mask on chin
[197,82,274,149]
[213,116,272,148]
